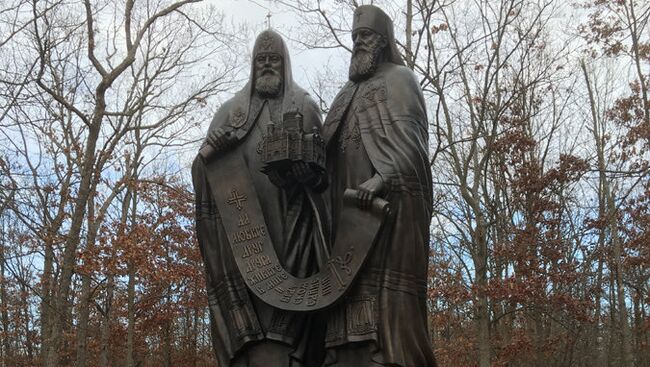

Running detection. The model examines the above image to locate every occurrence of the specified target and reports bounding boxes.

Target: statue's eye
[353,29,374,42]
[256,54,280,64]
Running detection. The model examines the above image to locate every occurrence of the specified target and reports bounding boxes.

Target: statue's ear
[378,36,389,58]
[378,36,389,52]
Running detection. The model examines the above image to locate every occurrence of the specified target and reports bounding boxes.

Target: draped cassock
[191,29,329,367]
[320,6,437,367]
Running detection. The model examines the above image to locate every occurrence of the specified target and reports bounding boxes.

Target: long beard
[349,46,381,82]
[255,74,282,98]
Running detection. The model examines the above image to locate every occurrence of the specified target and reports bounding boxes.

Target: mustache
[353,46,370,55]
[260,68,279,76]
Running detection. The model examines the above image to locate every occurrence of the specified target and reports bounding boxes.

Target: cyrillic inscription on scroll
[205,154,389,312]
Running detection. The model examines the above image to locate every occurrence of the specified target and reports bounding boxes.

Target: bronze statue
[192,29,330,366]
[193,7,436,366]
[320,5,437,366]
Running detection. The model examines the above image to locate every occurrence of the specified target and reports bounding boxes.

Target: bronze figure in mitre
[192,29,331,366]
[320,5,438,366]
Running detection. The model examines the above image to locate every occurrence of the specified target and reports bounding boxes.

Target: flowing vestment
[192,29,330,366]
[322,63,437,367]
[193,92,329,366]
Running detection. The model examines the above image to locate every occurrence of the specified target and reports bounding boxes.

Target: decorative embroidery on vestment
[230,106,246,128]
[255,121,268,155]
[256,139,264,155]
[346,296,376,335]
[260,33,274,52]
[325,295,378,343]
[330,251,353,276]
[323,83,357,141]
[357,79,387,112]
[268,310,291,335]
[229,303,258,339]
[339,116,362,153]
[328,87,353,122]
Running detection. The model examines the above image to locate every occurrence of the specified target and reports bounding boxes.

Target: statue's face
[349,28,386,82]
[254,52,283,98]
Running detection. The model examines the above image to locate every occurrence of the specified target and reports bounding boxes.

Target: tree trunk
[163,318,173,367]
[125,181,138,367]
[0,233,10,365]
[75,274,91,367]
[608,270,616,367]
[126,262,136,367]
[99,275,113,367]
[40,235,55,366]
[192,308,199,367]
[20,280,34,363]
[405,0,414,69]
[46,102,105,366]
[594,255,606,367]
[582,60,629,367]
[608,190,634,367]
[474,220,490,367]
[76,197,99,367]
[633,288,641,362]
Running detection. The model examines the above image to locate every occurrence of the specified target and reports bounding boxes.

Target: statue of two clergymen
[192,5,436,367]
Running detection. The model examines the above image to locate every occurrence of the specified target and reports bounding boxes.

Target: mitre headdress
[352,5,404,66]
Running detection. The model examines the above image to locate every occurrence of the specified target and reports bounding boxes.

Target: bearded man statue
[320,5,437,366]
[192,29,329,367]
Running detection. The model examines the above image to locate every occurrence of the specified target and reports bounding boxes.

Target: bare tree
[1,0,242,364]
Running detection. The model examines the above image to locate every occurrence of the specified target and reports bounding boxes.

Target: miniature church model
[261,111,326,174]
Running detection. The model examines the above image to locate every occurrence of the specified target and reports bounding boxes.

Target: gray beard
[255,74,282,98]
[349,49,380,82]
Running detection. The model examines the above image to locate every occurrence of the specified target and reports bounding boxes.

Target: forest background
[0,0,648,366]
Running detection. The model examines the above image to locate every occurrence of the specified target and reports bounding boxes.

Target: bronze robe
[192,87,329,366]
[322,62,436,367]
